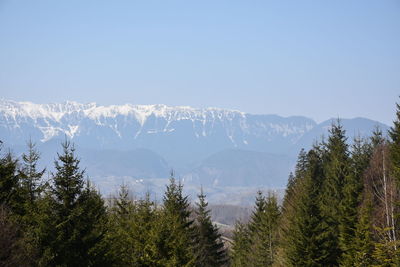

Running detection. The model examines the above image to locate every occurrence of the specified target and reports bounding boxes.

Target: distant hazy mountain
[0,99,315,162]
[0,99,389,191]
[184,149,294,187]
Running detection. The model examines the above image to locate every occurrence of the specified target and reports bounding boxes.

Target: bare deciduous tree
[365,143,398,249]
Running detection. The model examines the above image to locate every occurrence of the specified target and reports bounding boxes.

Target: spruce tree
[278,150,308,266]
[249,192,280,267]
[389,101,400,186]
[0,204,31,266]
[193,188,227,267]
[248,190,266,234]
[281,149,307,219]
[389,101,400,237]
[105,185,137,266]
[74,181,110,266]
[319,121,350,265]
[109,188,159,266]
[43,140,108,266]
[16,140,47,263]
[371,126,385,148]
[385,99,400,264]
[153,173,196,266]
[340,136,372,265]
[132,192,158,266]
[285,148,326,266]
[231,222,250,267]
[352,192,375,267]
[0,150,21,214]
[18,140,46,205]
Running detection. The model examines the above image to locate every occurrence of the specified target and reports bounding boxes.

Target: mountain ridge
[0,99,316,161]
[0,99,390,194]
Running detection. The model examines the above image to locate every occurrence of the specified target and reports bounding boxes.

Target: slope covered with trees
[231,100,400,266]
[1,99,400,266]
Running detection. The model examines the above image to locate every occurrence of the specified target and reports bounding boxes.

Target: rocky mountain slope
[0,99,389,192]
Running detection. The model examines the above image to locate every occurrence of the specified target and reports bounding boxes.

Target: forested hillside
[1,100,400,266]
[231,101,400,266]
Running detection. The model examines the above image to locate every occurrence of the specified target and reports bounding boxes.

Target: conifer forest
[1,100,400,267]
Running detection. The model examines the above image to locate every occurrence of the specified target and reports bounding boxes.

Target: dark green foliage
[285,148,327,266]
[2,99,400,266]
[0,204,32,267]
[155,174,196,266]
[319,122,350,265]
[18,140,46,205]
[371,126,385,148]
[52,140,85,211]
[106,187,160,266]
[248,190,266,234]
[163,172,192,223]
[231,191,280,267]
[389,102,400,185]
[75,182,110,266]
[340,136,373,265]
[0,150,21,213]
[193,188,227,267]
[372,226,400,267]
[231,222,251,267]
[352,192,375,266]
[251,192,280,266]
[17,141,47,263]
[131,193,159,266]
[105,185,136,266]
[39,140,109,267]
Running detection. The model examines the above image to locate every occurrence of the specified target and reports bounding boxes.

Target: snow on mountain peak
[0,99,316,144]
[0,99,247,121]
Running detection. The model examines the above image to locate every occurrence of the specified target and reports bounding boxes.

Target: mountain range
[0,99,389,201]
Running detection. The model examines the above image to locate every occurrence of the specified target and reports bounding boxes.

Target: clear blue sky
[0,0,399,125]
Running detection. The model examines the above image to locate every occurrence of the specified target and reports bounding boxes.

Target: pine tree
[193,188,227,267]
[248,190,266,234]
[0,150,21,214]
[352,192,375,267]
[52,140,84,211]
[388,100,400,246]
[42,140,108,266]
[18,140,46,205]
[107,188,159,266]
[0,204,31,266]
[15,140,47,263]
[231,222,250,267]
[105,185,137,266]
[74,181,110,266]
[371,126,385,148]
[319,121,350,265]
[372,226,400,267]
[163,172,193,225]
[278,150,308,266]
[389,101,400,186]
[281,149,307,221]
[340,136,372,265]
[280,151,306,223]
[34,190,58,266]
[153,172,196,266]
[132,192,158,266]
[249,192,280,267]
[285,148,327,266]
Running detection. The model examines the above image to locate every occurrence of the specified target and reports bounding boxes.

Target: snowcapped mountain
[0,99,316,163]
[0,99,389,191]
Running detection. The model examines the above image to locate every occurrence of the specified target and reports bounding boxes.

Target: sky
[0,0,399,125]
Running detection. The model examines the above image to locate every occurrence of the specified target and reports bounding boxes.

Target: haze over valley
[0,98,388,204]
